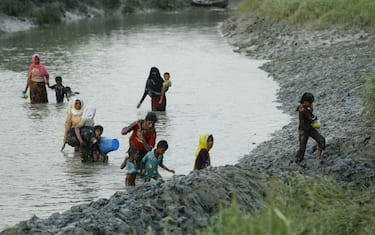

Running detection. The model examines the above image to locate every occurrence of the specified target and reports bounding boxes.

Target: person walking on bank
[137,67,166,111]
[121,112,158,170]
[23,53,50,104]
[193,133,214,170]
[292,92,325,163]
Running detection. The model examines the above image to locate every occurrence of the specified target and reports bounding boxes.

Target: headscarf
[82,106,96,120]
[79,106,96,127]
[146,67,164,96]
[27,53,49,79]
[32,53,41,63]
[194,133,212,157]
[68,97,85,116]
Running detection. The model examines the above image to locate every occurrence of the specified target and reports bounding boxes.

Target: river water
[0,10,289,230]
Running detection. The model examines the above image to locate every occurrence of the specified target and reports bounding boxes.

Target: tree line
[0,0,190,25]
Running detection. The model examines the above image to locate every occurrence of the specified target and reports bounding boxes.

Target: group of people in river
[22,54,78,103]
[22,53,325,186]
[22,53,215,186]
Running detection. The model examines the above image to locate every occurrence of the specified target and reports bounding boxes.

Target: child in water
[92,125,108,162]
[292,92,325,163]
[120,147,140,186]
[141,140,175,182]
[49,76,67,103]
[64,86,80,101]
[159,72,172,104]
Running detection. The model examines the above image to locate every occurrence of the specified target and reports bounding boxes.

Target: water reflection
[24,103,51,120]
[154,111,171,138]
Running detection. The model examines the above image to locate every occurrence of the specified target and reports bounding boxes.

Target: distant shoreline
[0,15,35,33]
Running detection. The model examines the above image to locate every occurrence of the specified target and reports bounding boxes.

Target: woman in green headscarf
[193,133,214,170]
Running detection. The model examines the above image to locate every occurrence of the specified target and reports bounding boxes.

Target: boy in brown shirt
[292,92,325,163]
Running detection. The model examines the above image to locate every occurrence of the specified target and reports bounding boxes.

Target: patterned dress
[27,54,49,104]
[141,150,163,180]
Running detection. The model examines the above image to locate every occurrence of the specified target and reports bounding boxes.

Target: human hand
[169,169,175,174]
[121,127,127,135]
[60,143,66,152]
[136,102,141,109]
[158,99,162,104]
[136,129,145,141]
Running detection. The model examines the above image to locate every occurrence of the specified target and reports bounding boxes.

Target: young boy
[292,92,325,163]
[92,125,109,162]
[120,147,140,186]
[64,86,80,101]
[159,72,172,104]
[141,140,175,182]
[49,76,67,103]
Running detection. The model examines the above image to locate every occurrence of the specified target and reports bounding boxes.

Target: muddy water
[0,10,289,229]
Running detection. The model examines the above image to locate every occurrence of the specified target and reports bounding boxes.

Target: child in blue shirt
[141,140,175,182]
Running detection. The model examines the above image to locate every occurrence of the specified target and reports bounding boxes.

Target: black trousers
[295,128,325,161]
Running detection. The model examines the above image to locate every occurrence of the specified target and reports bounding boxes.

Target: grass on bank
[238,0,375,27]
[196,176,375,235]
[363,72,375,119]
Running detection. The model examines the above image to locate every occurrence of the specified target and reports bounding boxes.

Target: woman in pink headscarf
[23,54,50,103]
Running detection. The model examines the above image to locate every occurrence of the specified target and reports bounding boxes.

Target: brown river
[0,9,289,229]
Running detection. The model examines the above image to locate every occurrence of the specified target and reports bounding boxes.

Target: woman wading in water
[137,67,166,111]
[23,54,50,104]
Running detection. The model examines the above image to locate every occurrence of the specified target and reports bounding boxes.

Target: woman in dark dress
[137,67,166,111]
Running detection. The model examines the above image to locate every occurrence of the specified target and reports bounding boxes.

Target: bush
[363,72,375,118]
[32,2,63,25]
[197,176,375,235]
[122,0,143,14]
[102,0,122,9]
[0,0,31,17]
[62,0,80,9]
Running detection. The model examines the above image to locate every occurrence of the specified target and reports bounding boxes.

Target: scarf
[68,97,85,116]
[80,106,96,127]
[194,133,212,157]
[28,54,49,80]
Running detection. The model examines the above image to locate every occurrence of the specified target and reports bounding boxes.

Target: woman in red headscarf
[23,53,50,104]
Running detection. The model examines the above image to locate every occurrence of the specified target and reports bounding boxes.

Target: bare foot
[316,149,322,159]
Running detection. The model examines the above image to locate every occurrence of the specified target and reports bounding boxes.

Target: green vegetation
[0,0,122,25]
[0,0,188,24]
[238,0,375,27]
[197,176,375,235]
[363,72,375,118]
[123,0,187,14]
